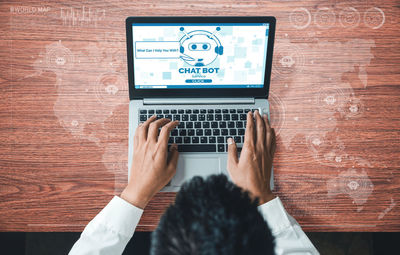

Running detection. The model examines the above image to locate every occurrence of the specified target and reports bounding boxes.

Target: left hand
[121,115,179,209]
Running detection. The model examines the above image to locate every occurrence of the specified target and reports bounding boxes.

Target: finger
[148,118,171,143]
[255,110,265,150]
[265,113,272,131]
[166,144,179,174]
[227,137,238,168]
[244,111,255,148]
[158,120,179,148]
[138,115,157,144]
[270,128,276,158]
[263,114,272,148]
[133,122,141,148]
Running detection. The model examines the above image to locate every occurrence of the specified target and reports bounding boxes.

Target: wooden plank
[0,0,399,232]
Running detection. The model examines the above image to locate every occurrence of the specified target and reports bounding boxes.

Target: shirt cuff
[258,197,292,235]
[94,196,144,238]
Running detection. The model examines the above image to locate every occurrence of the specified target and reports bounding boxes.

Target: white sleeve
[258,197,319,255]
[69,196,143,255]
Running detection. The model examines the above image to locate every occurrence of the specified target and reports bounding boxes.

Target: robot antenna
[179,27,190,39]
[209,26,221,39]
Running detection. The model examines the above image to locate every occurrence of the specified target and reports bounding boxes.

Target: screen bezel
[126,16,276,100]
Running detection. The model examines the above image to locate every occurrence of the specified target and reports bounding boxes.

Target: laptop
[126,16,276,191]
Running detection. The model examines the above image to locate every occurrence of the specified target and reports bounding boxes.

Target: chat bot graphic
[179,26,223,66]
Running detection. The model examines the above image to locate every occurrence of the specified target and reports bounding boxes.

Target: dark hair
[151,174,275,255]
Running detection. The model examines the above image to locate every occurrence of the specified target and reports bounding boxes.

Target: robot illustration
[179,26,223,66]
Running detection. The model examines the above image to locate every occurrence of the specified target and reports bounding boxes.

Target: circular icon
[341,169,374,197]
[339,7,360,28]
[289,8,312,29]
[315,85,345,113]
[95,72,127,106]
[347,180,360,190]
[314,7,336,29]
[342,97,364,118]
[45,41,74,72]
[71,120,79,127]
[272,43,305,77]
[364,7,385,29]
[327,168,374,206]
[307,133,325,153]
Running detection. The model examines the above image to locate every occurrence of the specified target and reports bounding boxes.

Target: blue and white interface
[132,23,269,89]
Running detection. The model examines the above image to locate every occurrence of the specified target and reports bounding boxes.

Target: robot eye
[188,43,210,51]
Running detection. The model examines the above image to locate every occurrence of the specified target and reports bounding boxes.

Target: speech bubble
[135,41,180,59]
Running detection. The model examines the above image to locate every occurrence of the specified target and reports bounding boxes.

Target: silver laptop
[126,17,276,191]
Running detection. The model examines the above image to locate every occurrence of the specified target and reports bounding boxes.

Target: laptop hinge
[143,98,255,105]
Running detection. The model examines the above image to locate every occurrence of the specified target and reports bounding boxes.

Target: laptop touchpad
[171,156,220,187]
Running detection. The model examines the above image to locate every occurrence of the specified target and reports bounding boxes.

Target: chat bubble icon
[135,41,180,59]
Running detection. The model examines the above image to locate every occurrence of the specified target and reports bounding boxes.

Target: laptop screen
[132,23,270,89]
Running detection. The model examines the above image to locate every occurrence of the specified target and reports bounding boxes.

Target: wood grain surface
[0,0,399,232]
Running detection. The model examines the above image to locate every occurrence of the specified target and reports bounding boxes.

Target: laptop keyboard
[138,108,261,152]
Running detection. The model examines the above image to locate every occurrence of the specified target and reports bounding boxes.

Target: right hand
[227,110,276,205]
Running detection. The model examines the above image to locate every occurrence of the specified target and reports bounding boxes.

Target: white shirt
[69,196,319,255]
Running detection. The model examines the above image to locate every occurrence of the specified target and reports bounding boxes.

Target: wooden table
[0,0,399,232]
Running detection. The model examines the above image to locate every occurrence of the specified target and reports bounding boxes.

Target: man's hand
[227,110,276,205]
[121,115,179,209]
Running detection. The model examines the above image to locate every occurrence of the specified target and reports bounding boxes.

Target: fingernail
[263,114,267,118]
[170,144,177,151]
[227,138,234,145]
[138,122,143,126]
[152,114,157,118]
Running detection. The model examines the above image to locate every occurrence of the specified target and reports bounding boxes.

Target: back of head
[151,174,275,255]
